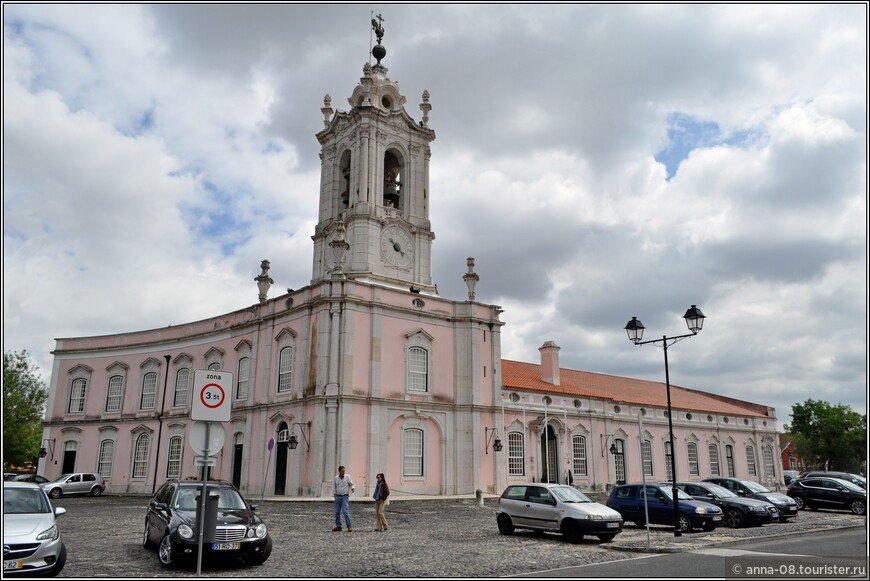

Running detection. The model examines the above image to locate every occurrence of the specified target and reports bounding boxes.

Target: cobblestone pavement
[51,494,865,578]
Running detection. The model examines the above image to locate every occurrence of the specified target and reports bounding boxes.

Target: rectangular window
[403,429,423,477]
[98,440,114,478]
[726,445,735,477]
[746,446,757,476]
[508,432,525,476]
[687,443,700,476]
[140,372,157,409]
[68,378,87,413]
[173,368,190,407]
[664,441,673,482]
[277,347,293,393]
[641,440,653,476]
[105,376,123,412]
[166,436,182,479]
[709,443,720,476]
[236,357,250,400]
[763,445,776,479]
[572,435,587,477]
[407,347,428,392]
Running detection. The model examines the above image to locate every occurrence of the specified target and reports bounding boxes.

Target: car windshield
[4,488,52,514]
[836,479,864,493]
[651,487,693,501]
[741,480,770,493]
[550,486,592,503]
[175,487,247,510]
[48,474,71,484]
[703,483,736,498]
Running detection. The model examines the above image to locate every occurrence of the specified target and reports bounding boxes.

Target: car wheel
[676,515,692,533]
[850,499,865,516]
[46,543,67,577]
[497,513,515,536]
[243,537,272,566]
[143,520,155,549]
[49,487,62,499]
[633,517,646,527]
[91,486,103,497]
[560,520,584,544]
[158,534,175,567]
[597,533,617,542]
[793,496,806,510]
[725,508,744,529]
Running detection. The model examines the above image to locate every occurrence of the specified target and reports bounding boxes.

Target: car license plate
[712,515,722,521]
[211,543,240,551]
[605,522,620,528]
[3,561,23,571]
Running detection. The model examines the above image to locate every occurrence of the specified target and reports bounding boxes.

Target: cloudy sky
[3,4,866,430]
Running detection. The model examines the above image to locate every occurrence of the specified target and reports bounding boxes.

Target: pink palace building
[38,29,783,498]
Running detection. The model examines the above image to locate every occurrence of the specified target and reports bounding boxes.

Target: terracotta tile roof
[501,359,772,418]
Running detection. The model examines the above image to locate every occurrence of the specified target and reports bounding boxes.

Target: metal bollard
[475,489,483,507]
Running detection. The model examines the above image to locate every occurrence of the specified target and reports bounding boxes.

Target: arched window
[173,368,190,407]
[641,440,653,477]
[236,357,250,400]
[277,346,293,393]
[508,432,525,476]
[68,378,87,413]
[208,362,221,371]
[132,433,150,479]
[407,347,428,392]
[105,375,124,412]
[166,436,183,479]
[98,439,115,478]
[403,428,424,477]
[664,441,674,481]
[709,442,720,476]
[746,445,758,476]
[762,445,776,479]
[140,372,157,409]
[687,442,700,476]
[572,435,587,477]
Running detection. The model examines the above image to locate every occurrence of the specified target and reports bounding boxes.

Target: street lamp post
[624,305,705,537]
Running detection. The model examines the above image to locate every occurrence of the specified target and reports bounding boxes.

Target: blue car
[606,483,724,533]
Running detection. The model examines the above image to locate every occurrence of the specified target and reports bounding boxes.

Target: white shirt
[334,474,355,496]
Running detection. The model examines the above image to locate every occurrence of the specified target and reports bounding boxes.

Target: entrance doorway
[540,425,558,483]
[61,441,77,474]
[274,423,289,496]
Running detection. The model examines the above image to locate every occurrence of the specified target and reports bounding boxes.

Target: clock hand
[390,238,405,257]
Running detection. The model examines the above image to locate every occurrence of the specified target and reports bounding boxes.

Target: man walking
[332,465,355,532]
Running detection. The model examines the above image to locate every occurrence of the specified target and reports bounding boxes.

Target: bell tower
[311,19,437,294]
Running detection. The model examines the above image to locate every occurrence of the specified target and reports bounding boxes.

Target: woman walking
[373,473,390,531]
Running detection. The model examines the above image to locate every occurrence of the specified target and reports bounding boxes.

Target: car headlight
[255,523,267,538]
[750,505,765,512]
[694,507,708,514]
[36,524,58,541]
[178,524,194,539]
[767,497,786,505]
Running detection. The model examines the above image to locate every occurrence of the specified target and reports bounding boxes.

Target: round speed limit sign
[191,369,233,421]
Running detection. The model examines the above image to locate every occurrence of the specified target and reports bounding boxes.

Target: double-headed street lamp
[624,305,706,537]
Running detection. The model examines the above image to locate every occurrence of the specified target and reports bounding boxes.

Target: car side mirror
[658,495,668,504]
[153,501,168,511]
[706,493,715,500]
[54,507,66,517]
[250,504,259,511]
[548,498,557,506]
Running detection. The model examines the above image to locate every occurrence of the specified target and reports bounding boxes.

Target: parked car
[14,473,50,484]
[703,477,798,522]
[675,481,778,528]
[782,470,800,485]
[787,477,866,515]
[796,471,866,490]
[496,482,624,543]
[143,479,272,567]
[3,481,67,576]
[606,483,724,533]
[40,472,105,498]
[4,472,20,480]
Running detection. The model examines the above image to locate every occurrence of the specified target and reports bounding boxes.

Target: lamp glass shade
[288,435,299,450]
[624,317,645,343]
[609,443,618,455]
[39,448,47,458]
[493,439,503,452]
[683,305,706,333]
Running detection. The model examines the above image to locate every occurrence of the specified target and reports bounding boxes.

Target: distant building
[779,433,807,473]
[39,26,782,497]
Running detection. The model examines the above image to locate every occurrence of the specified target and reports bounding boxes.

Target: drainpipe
[152,354,172,494]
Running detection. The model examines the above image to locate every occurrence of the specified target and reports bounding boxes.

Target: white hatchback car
[3,481,67,576]
[497,482,624,543]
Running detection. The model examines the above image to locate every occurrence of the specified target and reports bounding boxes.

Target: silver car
[497,482,624,543]
[3,481,67,576]
[40,472,105,498]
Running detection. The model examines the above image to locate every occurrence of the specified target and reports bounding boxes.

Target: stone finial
[255,259,274,304]
[321,94,333,128]
[329,221,350,277]
[420,90,431,128]
[463,256,479,301]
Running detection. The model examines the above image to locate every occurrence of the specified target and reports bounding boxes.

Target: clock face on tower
[380,225,414,268]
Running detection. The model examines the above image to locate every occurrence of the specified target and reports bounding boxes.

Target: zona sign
[191,369,233,422]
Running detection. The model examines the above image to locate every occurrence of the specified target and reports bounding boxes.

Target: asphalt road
[47,494,866,578]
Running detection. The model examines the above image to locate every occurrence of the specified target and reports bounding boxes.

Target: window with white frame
[508,432,525,476]
[788,454,796,470]
[140,372,157,409]
[726,445,735,476]
[208,362,221,371]
[407,346,428,392]
[746,445,757,476]
[132,433,150,479]
[98,439,115,478]
[664,441,673,481]
[68,378,87,413]
[236,357,250,400]
[572,435,587,476]
[687,442,700,475]
[709,442,720,476]
[166,436,183,479]
[105,375,123,412]
[277,346,293,393]
[641,440,653,476]
[173,368,190,407]
[762,445,775,479]
[403,428,423,477]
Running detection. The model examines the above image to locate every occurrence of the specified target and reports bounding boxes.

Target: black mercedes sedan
[676,481,778,528]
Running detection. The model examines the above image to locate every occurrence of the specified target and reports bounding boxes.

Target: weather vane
[371,12,385,44]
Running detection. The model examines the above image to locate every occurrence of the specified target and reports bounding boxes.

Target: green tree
[3,350,48,469]
[784,399,866,473]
